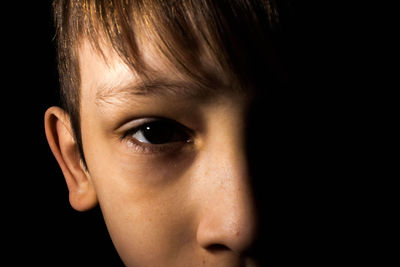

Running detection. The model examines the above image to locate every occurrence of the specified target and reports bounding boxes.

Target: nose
[194,120,258,256]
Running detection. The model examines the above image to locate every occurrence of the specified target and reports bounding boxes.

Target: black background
[3,0,374,265]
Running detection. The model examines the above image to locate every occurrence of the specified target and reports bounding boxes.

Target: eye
[132,120,190,144]
[123,119,192,148]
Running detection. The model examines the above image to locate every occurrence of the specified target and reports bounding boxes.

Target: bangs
[61,0,281,90]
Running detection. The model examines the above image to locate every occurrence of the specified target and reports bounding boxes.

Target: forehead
[74,1,279,105]
[78,36,240,107]
[69,0,282,112]
[78,40,131,103]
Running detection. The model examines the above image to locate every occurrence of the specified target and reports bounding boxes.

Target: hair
[53,0,282,167]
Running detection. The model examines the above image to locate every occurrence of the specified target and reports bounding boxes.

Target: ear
[44,106,98,211]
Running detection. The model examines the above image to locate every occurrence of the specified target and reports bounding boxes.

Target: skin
[45,38,260,266]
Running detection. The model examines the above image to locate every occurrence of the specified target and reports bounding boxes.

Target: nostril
[206,244,230,253]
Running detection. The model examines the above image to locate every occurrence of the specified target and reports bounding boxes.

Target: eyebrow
[95,76,226,106]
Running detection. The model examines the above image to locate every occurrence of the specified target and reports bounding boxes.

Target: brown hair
[53,0,281,165]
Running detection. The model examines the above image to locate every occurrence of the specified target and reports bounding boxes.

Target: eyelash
[120,119,193,154]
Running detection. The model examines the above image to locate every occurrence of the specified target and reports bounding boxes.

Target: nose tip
[196,186,258,255]
[196,209,258,256]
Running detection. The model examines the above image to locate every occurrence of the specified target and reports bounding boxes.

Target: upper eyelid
[115,117,163,137]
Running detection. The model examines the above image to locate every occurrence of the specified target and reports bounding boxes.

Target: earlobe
[44,106,98,211]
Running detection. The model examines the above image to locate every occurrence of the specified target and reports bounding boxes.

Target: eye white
[131,127,151,143]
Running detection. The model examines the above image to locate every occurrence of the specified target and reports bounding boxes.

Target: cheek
[96,167,197,266]
[85,149,197,265]
[100,189,195,266]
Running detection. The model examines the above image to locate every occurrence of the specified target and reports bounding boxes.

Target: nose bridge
[195,112,257,254]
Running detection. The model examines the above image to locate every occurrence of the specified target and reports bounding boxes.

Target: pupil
[143,121,175,144]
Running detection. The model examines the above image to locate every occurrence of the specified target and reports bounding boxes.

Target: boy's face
[76,39,259,266]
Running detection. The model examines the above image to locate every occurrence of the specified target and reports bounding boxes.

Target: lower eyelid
[123,136,190,154]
